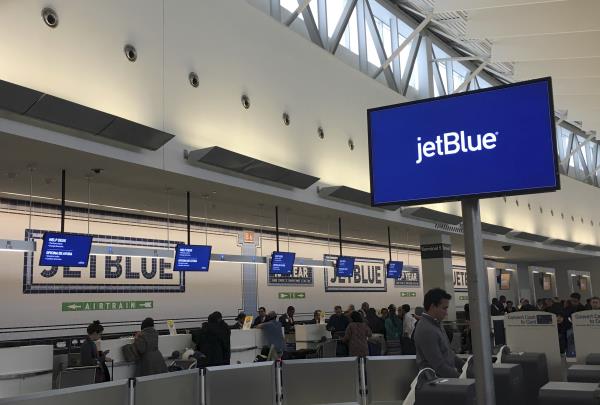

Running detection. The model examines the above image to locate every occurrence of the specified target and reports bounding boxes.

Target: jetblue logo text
[41,256,173,280]
[416,130,498,164]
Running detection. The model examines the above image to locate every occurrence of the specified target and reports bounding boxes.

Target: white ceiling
[426,0,600,134]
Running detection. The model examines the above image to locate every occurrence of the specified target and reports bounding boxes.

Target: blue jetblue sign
[368,78,560,206]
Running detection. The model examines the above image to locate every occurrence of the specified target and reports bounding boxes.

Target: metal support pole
[387,226,392,261]
[275,206,280,251]
[60,169,65,232]
[461,198,495,405]
[186,191,191,245]
[338,217,343,256]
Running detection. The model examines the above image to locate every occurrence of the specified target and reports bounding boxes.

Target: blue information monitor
[387,261,404,279]
[39,232,93,267]
[335,256,355,277]
[174,244,212,271]
[368,78,560,206]
[270,251,296,275]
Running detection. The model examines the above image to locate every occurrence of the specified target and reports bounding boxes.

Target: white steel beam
[328,0,358,54]
[561,131,596,165]
[371,14,431,79]
[364,0,397,91]
[453,62,487,94]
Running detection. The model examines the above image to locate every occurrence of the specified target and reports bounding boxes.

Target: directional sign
[400,292,417,298]
[278,292,306,299]
[61,300,154,312]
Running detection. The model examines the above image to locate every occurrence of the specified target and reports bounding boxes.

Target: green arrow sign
[400,292,417,297]
[278,292,306,299]
[62,301,154,312]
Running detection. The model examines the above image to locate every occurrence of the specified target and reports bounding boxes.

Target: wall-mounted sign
[24,229,184,294]
[420,243,452,260]
[368,78,560,206]
[400,292,417,298]
[572,311,600,328]
[394,265,420,288]
[268,266,314,286]
[506,312,555,326]
[454,266,468,291]
[324,255,386,292]
[278,292,306,299]
[61,300,153,312]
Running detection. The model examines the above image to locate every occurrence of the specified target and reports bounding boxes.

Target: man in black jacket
[279,306,296,334]
[193,312,231,366]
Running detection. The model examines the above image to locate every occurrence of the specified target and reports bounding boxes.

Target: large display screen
[335,256,355,277]
[39,232,93,267]
[386,261,404,279]
[269,251,296,275]
[368,78,560,206]
[173,244,212,271]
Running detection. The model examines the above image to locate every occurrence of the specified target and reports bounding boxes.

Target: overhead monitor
[39,232,93,267]
[386,261,404,279]
[173,244,212,271]
[335,256,355,277]
[368,78,560,206]
[269,251,296,275]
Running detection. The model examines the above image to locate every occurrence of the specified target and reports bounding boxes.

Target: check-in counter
[0,345,53,398]
[294,324,330,350]
[99,334,194,380]
[230,330,260,364]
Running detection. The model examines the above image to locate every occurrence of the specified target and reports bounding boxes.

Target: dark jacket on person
[134,327,167,377]
[252,315,267,328]
[414,314,464,378]
[366,313,385,335]
[490,304,504,316]
[192,321,231,367]
[80,337,109,382]
[279,313,295,334]
[326,314,350,334]
[564,303,586,329]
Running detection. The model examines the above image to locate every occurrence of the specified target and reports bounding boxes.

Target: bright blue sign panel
[368,78,560,206]
[270,251,296,275]
[39,232,93,267]
[387,261,404,279]
[174,244,212,271]
[335,256,355,277]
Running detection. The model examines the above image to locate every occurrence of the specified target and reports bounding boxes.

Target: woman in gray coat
[134,318,167,376]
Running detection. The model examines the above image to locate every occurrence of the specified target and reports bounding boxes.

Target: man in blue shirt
[257,311,286,357]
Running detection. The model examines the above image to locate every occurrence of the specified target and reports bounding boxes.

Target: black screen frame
[39,231,94,268]
[367,77,561,207]
[173,244,212,272]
